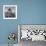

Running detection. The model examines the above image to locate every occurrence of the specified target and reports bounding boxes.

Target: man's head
[8,8,12,13]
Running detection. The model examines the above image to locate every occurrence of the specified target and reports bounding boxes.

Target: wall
[20,0,46,24]
[0,0,46,44]
[0,0,21,44]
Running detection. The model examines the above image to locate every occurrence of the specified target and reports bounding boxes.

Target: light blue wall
[0,0,21,44]
[0,0,46,44]
[20,0,46,24]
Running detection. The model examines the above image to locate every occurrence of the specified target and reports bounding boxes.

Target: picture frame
[3,5,17,19]
[18,24,46,42]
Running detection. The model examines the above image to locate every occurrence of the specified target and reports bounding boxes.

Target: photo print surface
[3,5,17,19]
[18,25,46,41]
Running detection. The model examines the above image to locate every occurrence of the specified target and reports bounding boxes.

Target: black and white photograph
[3,5,17,19]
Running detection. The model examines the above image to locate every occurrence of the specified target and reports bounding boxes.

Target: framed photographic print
[18,24,46,42]
[3,5,17,19]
